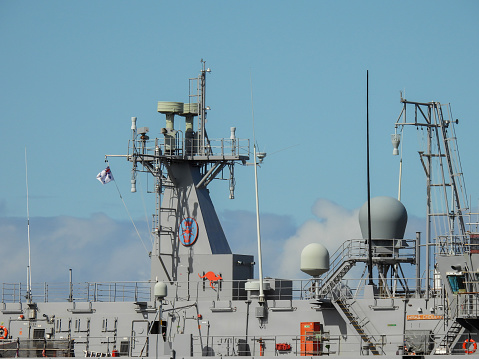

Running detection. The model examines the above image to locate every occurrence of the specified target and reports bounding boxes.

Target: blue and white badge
[179,217,198,246]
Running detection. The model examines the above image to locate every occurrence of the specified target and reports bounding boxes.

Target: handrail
[1,281,152,304]
[2,273,429,304]
[128,137,250,159]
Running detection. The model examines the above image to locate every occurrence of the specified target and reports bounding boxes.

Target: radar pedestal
[157,102,183,154]
[179,103,198,155]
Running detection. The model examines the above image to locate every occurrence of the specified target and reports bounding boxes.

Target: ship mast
[393,99,470,297]
[394,99,469,250]
[127,61,252,287]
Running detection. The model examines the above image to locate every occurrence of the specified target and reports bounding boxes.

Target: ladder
[395,100,470,256]
[320,260,356,297]
[434,320,464,354]
[335,297,381,355]
[437,104,467,235]
[319,240,365,297]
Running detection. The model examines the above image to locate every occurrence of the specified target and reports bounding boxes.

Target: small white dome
[300,243,330,277]
[154,281,168,300]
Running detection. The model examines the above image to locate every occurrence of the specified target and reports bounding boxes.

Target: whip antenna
[25,147,32,302]
[250,70,265,303]
[366,71,374,285]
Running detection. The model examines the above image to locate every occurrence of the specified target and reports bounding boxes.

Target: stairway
[319,239,366,297]
[335,298,381,355]
[433,320,464,354]
[320,260,355,297]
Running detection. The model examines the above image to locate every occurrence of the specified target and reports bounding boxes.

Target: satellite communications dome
[300,243,330,277]
[358,196,407,240]
[154,281,168,300]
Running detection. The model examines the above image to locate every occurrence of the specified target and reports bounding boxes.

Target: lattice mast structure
[393,98,471,257]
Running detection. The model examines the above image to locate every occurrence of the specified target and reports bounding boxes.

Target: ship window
[33,328,45,339]
[447,275,466,294]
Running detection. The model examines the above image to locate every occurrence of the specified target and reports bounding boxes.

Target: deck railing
[128,136,250,159]
[1,281,152,304]
[2,274,429,305]
[2,331,477,357]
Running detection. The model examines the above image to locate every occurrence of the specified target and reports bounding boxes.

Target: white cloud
[0,215,150,284]
[0,199,425,293]
[221,199,364,280]
[221,209,296,278]
[275,199,362,278]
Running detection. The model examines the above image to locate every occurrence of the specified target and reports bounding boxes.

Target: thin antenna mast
[250,71,265,303]
[366,71,374,285]
[398,158,403,201]
[25,147,32,302]
[392,96,403,200]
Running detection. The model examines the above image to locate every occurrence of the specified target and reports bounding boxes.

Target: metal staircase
[320,260,356,297]
[335,297,381,355]
[319,240,385,355]
[319,240,365,297]
[433,320,464,354]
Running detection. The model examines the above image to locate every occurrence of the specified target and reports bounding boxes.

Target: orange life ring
[463,338,477,354]
[0,325,8,339]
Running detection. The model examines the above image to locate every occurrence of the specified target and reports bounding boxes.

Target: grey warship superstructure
[2,63,479,358]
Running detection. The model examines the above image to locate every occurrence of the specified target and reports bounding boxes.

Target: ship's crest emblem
[179,217,198,246]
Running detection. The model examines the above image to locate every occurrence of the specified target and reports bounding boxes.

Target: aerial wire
[105,159,150,256]
[136,176,154,246]
[266,144,299,157]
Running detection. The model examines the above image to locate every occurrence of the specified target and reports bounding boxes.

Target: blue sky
[1,1,478,284]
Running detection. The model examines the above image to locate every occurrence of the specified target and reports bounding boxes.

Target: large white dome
[358,196,408,240]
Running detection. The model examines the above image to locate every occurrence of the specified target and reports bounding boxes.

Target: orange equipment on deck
[300,322,321,356]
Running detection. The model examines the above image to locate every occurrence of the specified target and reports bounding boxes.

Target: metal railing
[0,338,73,357]
[2,281,152,304]
[0,336,140,358]
[2,273,431,305]
[128,136,250,160]
[322,239,417,276]
[2,331,475,357]
[457,293,479,318]
[190,333,418,356]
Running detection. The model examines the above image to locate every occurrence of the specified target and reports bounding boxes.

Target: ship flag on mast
[96,166,114,184]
